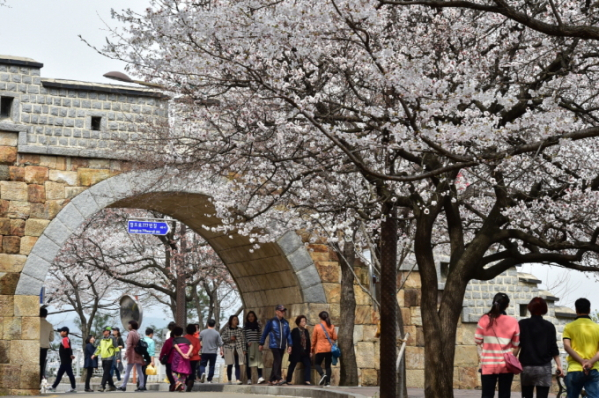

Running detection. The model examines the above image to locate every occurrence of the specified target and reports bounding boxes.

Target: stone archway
[16,170,328,314]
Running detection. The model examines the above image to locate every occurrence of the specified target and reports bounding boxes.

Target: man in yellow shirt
[563,298,599,398]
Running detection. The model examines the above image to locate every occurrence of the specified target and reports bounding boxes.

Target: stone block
[78,168,111,186]
[0,181,27,201]
[397,289,405,307]
[2,236,20,254]
[454,345,479,367]
[355,305,373,324]
[27,184,45,203]
[323,283,341,304]
[0,341,8,363]
[44,181,66,200]
[17,154,40,166]
[363,325,378,341]
[23,166,48,184]
[411,307,422,326]
[355,342,376,369]
[49,170,78,186]
[8,166,24,181]
[0,254,27,272]
[314,261,340,283]
[65,186,86,199]
[401,307,412,326]
[406,369,425,388]
[354,285,372,306]
[19,363,40,389]
[7,201,30,219]
[459,366,480,389]
[0,364,20,389]
[40,155,66,171]
[14,295,39,317]
[405,346,425,369]
[9,219,25,236]
[403,272,422,289]
[9,340,39,364]
[0,146,17,163]
[361,368,378,386]
[0,218,10,235]
[404,288,421,307]
[0,295,14,316]
[0,272,19,294]
[353,324,363,342]
[21,317,39,340]
[3,317,21,339]
[46,199,65,218]
[457,323,478,345]
[24,219,50,237]
[0,132,18,146]
[0,165,8,181]
[19,236,36,256]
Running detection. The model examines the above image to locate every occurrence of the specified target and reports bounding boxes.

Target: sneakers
[200,373,206,383]
[257,377,265,384]
[247,380,252,385]
[116,386,126,391]
[48,388,57,392]
[135,387,147,392]
[108,386,117,392]
[228,381,232,385]
[319,374,327,386]
[236,380,242,385]
[206,381,213,384]
[66,389,77,393]
[85,389,94,392]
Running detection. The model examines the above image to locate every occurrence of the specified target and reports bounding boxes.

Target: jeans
[110,359,121,380]
[199,353,217,382]
[270,348,285,382]
[481,373,514,398]
[227,354,240,382]
[121,363,145,389]
[521,385,549,398]
[52,362,76,389]
[566,370,599,398]
[165,363,176,391]
[287,355,311,383]
[101,359,116,388]
[314,352,333,384]
[40,348,48,381]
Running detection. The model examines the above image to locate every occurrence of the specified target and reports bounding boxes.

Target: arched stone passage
[15,170,328,316]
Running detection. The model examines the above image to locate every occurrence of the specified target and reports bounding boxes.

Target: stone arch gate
[0,55,380,394]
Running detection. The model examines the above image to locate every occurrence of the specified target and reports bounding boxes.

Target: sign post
[127,220,171,235]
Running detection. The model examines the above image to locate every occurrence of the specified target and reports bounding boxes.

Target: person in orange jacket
[311,311,337,386]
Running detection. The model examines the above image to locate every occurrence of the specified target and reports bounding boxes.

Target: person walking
[84,335,99,392]
[244,311,265,384]
[517,297,562,398]
[110,327,124,381]
[92,327,119,392]
[563,298,599,398]
[159,325,178,391]
[39,307,54,382]
[171,326,193,392]
[199,319,223,383]
[259,304,292,385]
[311,311,336,386]
[286,315,312,385]
[140,328,156,388]
[222,315,246,385]
[116,320,146,392]
[475,292,520,398]
[48,327,77,393]
[184,324,201,391]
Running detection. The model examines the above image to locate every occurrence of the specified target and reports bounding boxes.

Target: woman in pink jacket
[475,293,520,398]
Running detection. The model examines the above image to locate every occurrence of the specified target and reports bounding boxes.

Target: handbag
[319,324,341,359]
[490,318,522,375]
[145,364,157,375]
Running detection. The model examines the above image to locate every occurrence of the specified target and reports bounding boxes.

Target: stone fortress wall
[0,55,579,393]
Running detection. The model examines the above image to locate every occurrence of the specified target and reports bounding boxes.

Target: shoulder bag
[319,324,341,359]
[490,318,522,375]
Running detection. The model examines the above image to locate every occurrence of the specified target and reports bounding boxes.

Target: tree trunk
[380,202,397,398]
[395,295,408,398]
[175,224,187,326]
[338,241,359,386]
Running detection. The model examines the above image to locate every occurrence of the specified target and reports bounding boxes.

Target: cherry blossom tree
[91,1,599,396]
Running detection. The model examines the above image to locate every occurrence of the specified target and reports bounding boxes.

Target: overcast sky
[1,1,597,314]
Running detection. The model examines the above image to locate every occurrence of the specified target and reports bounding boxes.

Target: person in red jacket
[184,324,201,391]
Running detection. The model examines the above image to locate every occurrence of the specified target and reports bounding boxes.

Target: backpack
[134,337,149,355]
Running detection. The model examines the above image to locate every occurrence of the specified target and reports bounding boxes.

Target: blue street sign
[127,220,170,235]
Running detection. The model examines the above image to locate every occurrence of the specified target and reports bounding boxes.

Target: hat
[58,326,69,333]
[275,304,287,312]
[103,326,112,332]
[112,327,120,331]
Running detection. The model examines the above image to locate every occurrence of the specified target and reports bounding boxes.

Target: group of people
[39,303,339,392]
[159,304,339,392]
[476,293,599,398]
